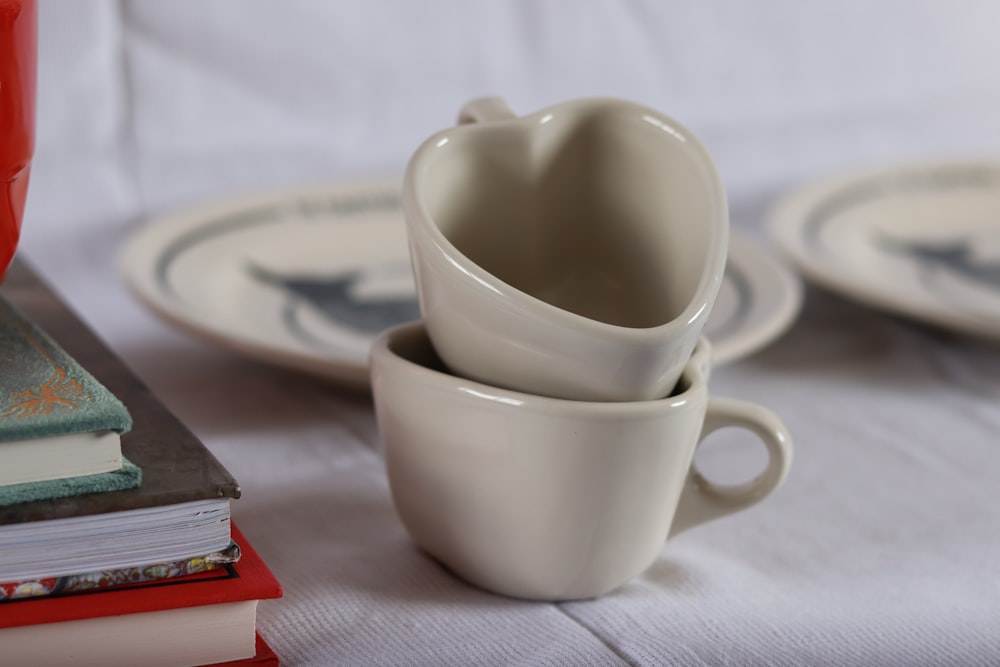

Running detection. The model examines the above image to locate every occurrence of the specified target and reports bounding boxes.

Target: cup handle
[456,96,518,125]
[668,397,792,538]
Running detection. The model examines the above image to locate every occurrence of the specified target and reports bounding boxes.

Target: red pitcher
[0,0,36,283]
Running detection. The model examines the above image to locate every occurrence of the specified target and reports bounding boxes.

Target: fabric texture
[0,457,141,507]
[15,1,1000,665]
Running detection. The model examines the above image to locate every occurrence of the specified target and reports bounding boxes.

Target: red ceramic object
[0,0,36,284]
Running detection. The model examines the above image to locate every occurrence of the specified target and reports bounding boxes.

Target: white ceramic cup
[402,96,729,401]
[370,322,792,601]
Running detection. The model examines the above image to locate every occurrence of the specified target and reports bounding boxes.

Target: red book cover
[207,633,280,667]
[0,523,282,628]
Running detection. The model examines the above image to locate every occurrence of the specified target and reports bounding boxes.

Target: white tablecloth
[19,2,1000,665]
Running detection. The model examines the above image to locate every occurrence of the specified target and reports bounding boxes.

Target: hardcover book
[0,524,283,667]
[210,633,280,667]
[0,258,241,578]
[0,294,133,488]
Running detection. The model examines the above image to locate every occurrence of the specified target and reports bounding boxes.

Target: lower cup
[369,322,792,601]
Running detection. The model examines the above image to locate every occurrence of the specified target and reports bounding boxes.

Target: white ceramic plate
[121,182,802,390]
[769,160,1000,341]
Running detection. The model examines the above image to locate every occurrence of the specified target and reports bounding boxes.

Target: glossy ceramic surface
[404,97,729,401]
[769,161,1000,342]
[120,182,799,391]
[370,322,792,601]
[0,0,36,284]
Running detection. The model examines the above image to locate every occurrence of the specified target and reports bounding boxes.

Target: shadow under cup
[0,0,36,284]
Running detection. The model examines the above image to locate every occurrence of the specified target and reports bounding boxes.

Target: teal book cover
[0,296,132,442]
[0,459,142,507]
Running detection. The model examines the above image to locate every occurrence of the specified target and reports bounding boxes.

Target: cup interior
[383,321,699,402]
[417,101,725,329]
[387,323,454,374]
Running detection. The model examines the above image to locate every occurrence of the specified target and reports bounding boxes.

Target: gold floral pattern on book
[1,367,91,419]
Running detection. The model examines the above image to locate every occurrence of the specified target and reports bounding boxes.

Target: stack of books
[0,258,282,667]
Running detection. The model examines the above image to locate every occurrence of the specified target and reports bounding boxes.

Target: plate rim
[767,159,1000,341]
[119,180,404,390]
[711,233,803,365]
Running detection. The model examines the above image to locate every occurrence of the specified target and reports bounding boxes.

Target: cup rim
[370,321,711,414]
[402,97,729,340]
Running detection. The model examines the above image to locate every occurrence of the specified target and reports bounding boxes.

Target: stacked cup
[370,97,793,601]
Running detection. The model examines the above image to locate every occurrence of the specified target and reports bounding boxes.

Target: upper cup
[403,97,729,401]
